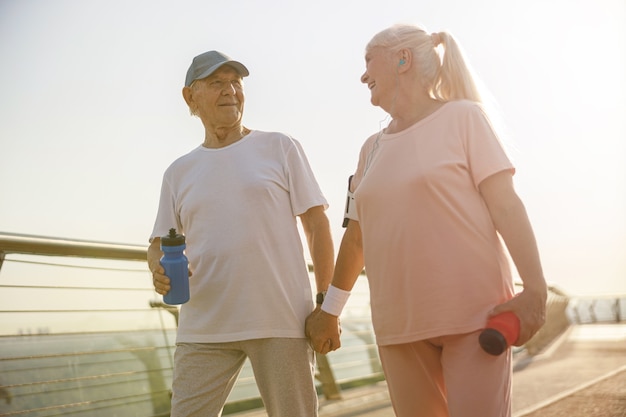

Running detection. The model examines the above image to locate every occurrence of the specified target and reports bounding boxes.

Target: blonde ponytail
[367,24,484,104]
[432,31,482,102]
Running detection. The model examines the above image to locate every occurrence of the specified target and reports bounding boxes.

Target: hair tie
[431,32,442,47]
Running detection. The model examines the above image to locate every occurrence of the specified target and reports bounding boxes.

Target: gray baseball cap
[185,50,249,87]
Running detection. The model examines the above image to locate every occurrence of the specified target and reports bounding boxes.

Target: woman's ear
[397,49,411,72]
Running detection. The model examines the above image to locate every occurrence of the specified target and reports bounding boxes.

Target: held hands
[489,287,547,346]
[305,307,342,355]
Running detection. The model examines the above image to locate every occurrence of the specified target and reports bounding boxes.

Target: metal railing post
[315,353,342,400]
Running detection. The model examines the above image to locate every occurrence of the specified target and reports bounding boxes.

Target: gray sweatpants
[170,338,318,417]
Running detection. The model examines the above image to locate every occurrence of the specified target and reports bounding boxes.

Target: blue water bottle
[160,228,190,305]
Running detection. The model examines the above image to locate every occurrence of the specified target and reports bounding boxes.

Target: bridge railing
[0,232,379,416]
[523,284,571,355]
[0,232,584,416]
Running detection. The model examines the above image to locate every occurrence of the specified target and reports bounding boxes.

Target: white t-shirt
[151,130,328,343]
[349,101,515,346]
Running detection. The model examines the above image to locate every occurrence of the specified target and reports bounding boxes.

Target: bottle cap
[479,328,508,355]
[478,329,508,356]
[161,228,185,246]
[480,311,520,355]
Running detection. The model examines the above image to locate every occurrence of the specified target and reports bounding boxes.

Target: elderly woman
[306,24,547,417]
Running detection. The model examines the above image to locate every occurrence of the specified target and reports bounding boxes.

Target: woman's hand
[489,287,547,346]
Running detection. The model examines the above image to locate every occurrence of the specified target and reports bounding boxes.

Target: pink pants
[378,331,512,417]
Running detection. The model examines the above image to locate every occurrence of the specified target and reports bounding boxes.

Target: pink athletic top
[349,100,515,346]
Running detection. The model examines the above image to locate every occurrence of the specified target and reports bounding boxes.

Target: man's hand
[149,263,171,296]
[147,238,171,296]
[306,307,342,354]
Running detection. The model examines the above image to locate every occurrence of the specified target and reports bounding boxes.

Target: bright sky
[0,0,624,297]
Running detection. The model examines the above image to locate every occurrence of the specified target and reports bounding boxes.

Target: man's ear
[182,86,193,107]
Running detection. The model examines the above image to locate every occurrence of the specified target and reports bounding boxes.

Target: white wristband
[321,285,351,317]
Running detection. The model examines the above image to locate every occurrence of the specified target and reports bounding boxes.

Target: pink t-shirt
[350,100,515,346]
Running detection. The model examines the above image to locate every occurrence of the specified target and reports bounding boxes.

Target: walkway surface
[233,323,626,416]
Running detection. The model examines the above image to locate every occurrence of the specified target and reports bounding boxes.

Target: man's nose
[222,82,237,95]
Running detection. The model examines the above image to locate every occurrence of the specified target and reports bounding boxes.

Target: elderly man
[148,50,334,417]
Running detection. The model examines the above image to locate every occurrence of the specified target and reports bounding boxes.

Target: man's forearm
[147,238,163,273]
[309,223,334,294]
